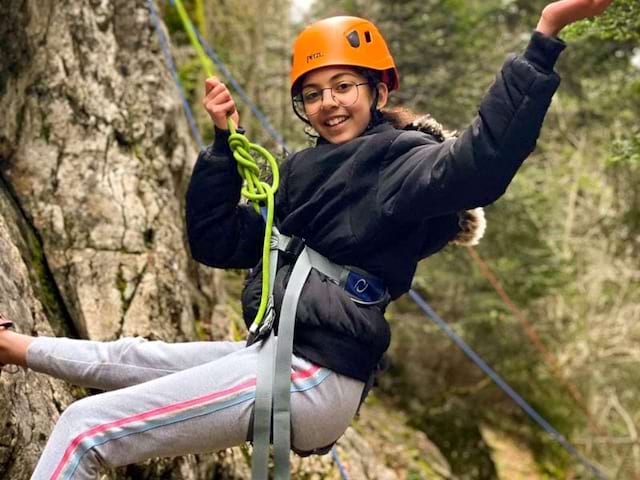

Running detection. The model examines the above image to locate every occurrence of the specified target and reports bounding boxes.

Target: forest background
[0,0,637,478]
[165,0,639,477]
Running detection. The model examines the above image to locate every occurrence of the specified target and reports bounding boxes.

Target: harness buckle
[246,295,276,346]
[284,236,305,259]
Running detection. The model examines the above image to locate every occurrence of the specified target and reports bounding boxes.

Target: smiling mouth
[324,116,349,127]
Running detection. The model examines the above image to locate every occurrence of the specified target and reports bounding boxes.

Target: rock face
[0,0,220,476]
[0,1,452,478]
[0,175,79,479]
[0,0,203,343]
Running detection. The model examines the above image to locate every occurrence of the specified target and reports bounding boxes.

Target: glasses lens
[300,89,321,116]
[297,81,363,116]
[332,82,359,107]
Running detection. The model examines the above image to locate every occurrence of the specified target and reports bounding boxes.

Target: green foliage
[177,57,202,104]
[563,0,640,42]
[162,0,198,36]
[413,407,498,479]
[610,128,640,166]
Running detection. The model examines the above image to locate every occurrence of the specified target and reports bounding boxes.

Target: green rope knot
[228,130,276,214]
[227,119,280,331]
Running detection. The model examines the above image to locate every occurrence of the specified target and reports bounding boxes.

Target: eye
[334,82,354,93]
[302,90,321,102]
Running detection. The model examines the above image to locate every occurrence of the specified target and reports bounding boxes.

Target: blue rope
[148,0,204,150]
[408,289,607,479]
[332,446,350,480]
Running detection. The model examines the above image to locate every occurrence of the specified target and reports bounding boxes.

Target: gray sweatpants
[25,336,365,479]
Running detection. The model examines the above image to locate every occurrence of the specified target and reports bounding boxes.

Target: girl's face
[300,66,388,144]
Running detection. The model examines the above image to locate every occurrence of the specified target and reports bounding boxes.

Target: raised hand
[536,0,615,37]
[203,77,240,131]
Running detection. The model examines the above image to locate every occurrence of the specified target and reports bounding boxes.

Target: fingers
[203,77,239,129]
[206,98,236,118]
[204,76,220,94]
[203,83,232,107]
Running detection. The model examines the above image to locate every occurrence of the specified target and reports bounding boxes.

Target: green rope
[171,0,281,330]
[171,0,216,76]
[227,119,280,330]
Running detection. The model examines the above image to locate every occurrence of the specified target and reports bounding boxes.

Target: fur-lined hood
[381,109,486,247]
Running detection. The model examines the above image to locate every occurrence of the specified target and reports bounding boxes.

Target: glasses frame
[295,81,370,117]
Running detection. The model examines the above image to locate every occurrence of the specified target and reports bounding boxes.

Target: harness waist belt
[277,233,388,305]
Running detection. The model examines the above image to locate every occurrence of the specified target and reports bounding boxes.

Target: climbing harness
[227,125,390,479]
[250,229,388,479]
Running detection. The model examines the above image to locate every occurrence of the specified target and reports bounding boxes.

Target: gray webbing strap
[276,234,348,285]
[272,247,312,479]
[305,247,348,285]
[251,333,275,479]
[251,235,281,479]
[251,231,342,479]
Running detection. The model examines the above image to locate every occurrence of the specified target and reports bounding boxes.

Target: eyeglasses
[294,81,369,116]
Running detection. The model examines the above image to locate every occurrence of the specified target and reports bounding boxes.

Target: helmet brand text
[306,52,324,63]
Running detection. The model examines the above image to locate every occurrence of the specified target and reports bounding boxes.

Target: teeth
[326,116,347,127]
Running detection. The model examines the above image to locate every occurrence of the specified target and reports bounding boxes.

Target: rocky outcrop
[0,0,221,476]
[0,174,79,479]
[0,0,207,342]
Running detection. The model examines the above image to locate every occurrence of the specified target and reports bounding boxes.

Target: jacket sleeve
[185,128,264,268]
[379,31,566,221]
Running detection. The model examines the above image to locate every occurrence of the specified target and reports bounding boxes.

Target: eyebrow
[302,72,361,89]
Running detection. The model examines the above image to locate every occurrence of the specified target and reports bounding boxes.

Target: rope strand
[227,120,280,329]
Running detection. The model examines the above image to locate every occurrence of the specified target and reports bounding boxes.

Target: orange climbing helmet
[290,16,399,95]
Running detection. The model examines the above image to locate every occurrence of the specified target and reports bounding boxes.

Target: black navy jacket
[186,31,566,382]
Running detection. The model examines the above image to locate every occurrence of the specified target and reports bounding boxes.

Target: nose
[320,88,338,109]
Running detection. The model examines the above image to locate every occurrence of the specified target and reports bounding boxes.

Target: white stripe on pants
[25,336,365,479]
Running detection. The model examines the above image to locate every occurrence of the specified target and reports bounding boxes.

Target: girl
[0,1,614,477]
